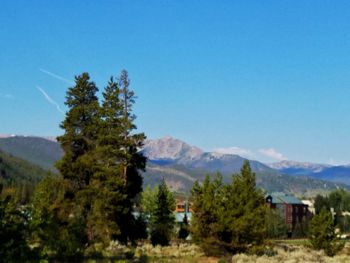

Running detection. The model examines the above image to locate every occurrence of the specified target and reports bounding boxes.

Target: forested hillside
[0,150,48,186]
[0,136,347,197]
[144,162,349,196]
[0,136,62,170]
[0,150,49,203]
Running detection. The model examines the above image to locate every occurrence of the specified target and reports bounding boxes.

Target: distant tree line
[314,189,350,232]
[0,150,48,204]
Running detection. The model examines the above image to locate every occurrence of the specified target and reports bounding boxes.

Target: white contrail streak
[36,86,65,114]
[39,68,74,85]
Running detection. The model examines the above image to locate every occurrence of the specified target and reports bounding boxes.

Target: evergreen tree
[308,207,344,256]
[178,213,190,240]
[56,72,100,191]
[314,194,330,215]
[29,175,81,260]
[53,73,101,257]
[0,184,35,262]
[227,161,266,251]
[150,179,175,246]
[93,71,146,244]
[191,161,267,255]
[191,174,224,255]
[33,71,147,257]
[339,215,350,233]
[339,189,350,212]
[329,190,342,214]
[292,217,309,238]
[129,213,148,241]
[141,185,175,216]
[141,185,158,216]
[117,70,146,199]
[265,209,288,239]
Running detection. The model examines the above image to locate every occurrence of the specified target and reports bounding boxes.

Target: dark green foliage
[314,194,330,215]
[129,214,148,242]
[150,179,175,246]
[329,191,342,214]
[52,72,100,257]
[338,215,350,233]
[29,175,83,260]
[308,208,344,256]
[191,161,267,255]
[141,184,175,216]
[93,72,146,244]
[31,71,147,259]
[56,72,100,188]
[313,190,350,233]
[265,208,288,239]
[339,189,350,212]
[227,161,266,249]
[292,217,309,238]
[0,150,48,192]
[0,184,35,262]
[314,189,350,216]
[178,213,190,240]
[190,175,224,255]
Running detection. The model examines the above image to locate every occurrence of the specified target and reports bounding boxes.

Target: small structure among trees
[266,193,309,237]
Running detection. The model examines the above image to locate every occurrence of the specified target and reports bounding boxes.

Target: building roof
[267,193,304,205]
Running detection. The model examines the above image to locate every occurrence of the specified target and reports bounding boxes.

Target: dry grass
[86,241,350,262]
[232,244,350,263]
[134,242,204,258]
[100,241,207,262]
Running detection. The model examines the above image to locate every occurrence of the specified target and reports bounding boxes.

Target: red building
[266,193,309,231]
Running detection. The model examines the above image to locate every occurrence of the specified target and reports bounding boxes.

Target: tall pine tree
[93,71,146,244]
[56,72,100,192]
[150,179,175,246]
[55,73,100,252]
[33,71,147,258]
[227,161,266,251]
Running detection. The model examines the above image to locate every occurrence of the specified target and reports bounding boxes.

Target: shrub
[308,207,344,256]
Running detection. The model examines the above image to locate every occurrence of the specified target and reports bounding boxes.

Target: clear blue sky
[1,0,350,164]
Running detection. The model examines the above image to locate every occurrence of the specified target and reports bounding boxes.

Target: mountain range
[268,160,350,185]
[0,135,349,196]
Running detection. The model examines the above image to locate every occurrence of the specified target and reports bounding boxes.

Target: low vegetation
[232,245,350,263]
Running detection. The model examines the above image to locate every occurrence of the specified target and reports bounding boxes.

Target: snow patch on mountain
[268,160,330,173]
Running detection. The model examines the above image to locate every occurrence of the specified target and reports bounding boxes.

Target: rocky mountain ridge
[1,135,349,195]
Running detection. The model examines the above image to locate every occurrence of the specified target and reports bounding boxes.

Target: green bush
[308,207,344,256]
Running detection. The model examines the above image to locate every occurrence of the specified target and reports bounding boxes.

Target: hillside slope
[0,136,63,170]
[143,162,348,196]
[0,150,49,187]
[1,135,347,196]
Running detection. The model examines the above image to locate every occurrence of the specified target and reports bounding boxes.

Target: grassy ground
[271,239,308,246]
[83,241,350,263]
[232,245,350,263]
